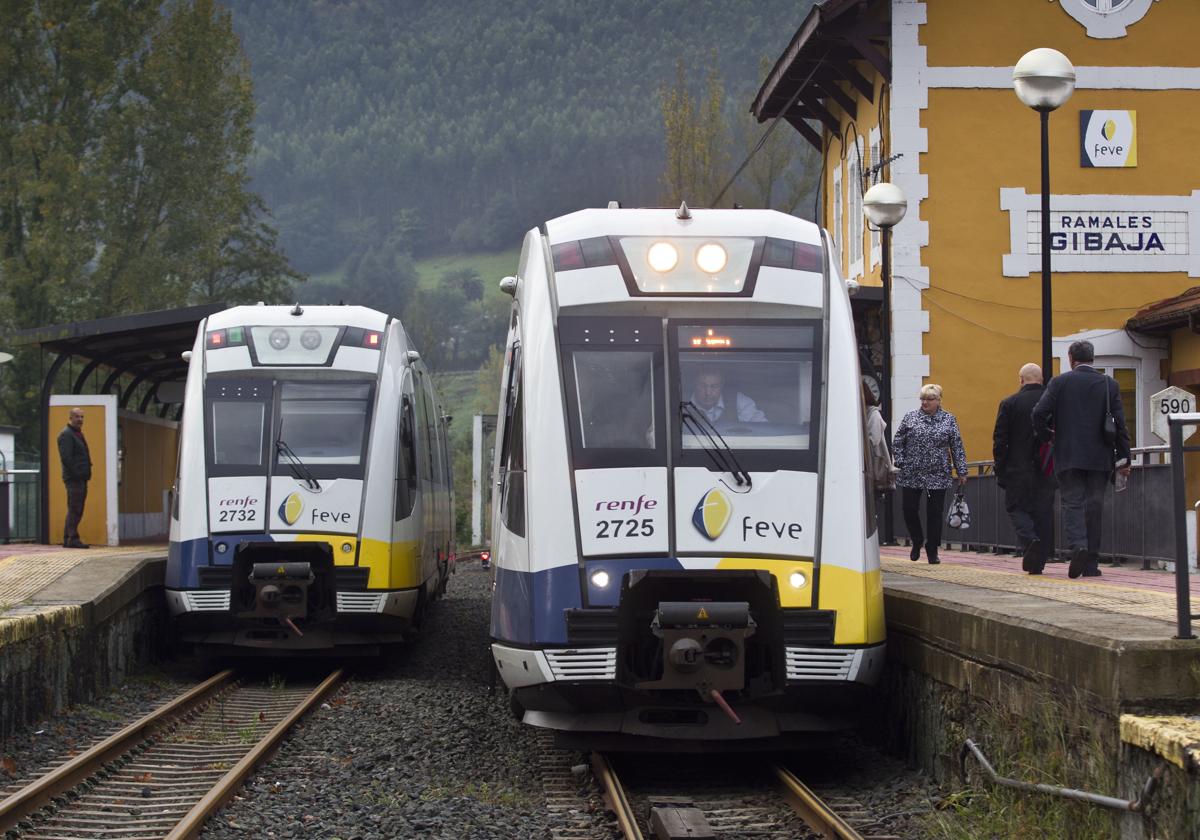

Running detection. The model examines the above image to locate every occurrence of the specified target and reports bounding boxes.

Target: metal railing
[1,469,40,544]
[1167,416,1200,640]
[884,446,1176,568]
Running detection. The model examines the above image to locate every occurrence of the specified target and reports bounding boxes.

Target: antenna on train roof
[607,200,621,209]
[290,303,303,316]
[676,201,691,220]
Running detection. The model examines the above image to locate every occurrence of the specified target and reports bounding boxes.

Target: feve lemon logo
[1080,110,1136,168]
[692,488,732,540]
[278,492,303,526]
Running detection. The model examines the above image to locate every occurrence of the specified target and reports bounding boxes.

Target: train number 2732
[596,518,654,539]
[217,509,257,523]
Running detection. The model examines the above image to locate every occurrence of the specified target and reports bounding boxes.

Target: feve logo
[692,488,732,540]
[1079,110,1136,168]
[278,492,303,525]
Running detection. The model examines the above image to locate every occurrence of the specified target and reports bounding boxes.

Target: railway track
[591,751,903,840]
[0,668,342,840]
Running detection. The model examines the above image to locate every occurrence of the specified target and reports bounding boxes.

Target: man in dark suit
[1032,340,1131,578]
[56,407,92,549]
[994,363,1055,574]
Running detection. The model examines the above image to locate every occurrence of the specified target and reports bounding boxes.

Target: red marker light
[206,329,226,349]
[363,331,381,348]
[481,551,490,561]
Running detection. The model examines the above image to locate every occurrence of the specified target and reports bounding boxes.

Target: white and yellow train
[489,206,884,745]
[167,304,454,654]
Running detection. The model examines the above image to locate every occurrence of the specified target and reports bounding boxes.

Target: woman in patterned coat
[892,383,968,564]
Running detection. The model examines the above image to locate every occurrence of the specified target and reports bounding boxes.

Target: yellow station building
[754,0,1200,466]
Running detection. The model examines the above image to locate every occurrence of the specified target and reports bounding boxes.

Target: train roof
[206,304,390,331]
[544,207,823,246]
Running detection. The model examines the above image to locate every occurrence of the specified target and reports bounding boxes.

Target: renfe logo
[692,488,732,540]
[595,495,657,515]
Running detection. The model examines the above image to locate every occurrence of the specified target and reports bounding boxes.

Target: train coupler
[239,562,314,620]
[634,601,756,694]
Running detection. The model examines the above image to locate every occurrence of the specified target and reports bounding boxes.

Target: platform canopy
[13,303,223,412]
[750,0,888,150]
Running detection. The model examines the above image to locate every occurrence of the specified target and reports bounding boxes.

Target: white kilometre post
[472,413,484,546]
[1151,386,1198,444]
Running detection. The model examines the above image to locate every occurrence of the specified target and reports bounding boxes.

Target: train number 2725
[596,518,654,539]
[217,509,257,523]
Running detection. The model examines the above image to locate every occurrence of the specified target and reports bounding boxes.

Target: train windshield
[676,323,818,454]
[276,382,372,465]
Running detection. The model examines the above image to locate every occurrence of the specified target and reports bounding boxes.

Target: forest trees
[0,0,297,333]
[0,0,298,438]
[659,55,818,213]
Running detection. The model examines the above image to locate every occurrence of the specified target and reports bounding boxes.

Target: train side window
[413,375,433,481]
[395,395,417,520]
[499,343,525,536]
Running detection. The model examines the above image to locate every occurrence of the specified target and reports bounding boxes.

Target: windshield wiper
[680,402,752,488]
[276,437,321,491]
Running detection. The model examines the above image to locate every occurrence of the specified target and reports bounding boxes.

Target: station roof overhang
[11,303,223,407]
[1126,287,1200,335]
[750,0,888,151]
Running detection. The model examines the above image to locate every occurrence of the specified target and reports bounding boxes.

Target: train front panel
[489,208,885,743]
[166,305,450,653]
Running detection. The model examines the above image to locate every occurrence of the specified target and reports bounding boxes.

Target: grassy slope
[414,247,521,291]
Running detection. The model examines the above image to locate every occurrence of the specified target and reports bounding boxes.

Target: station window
[1082,0,1132,12]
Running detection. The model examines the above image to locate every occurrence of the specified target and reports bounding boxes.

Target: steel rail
[590,751,644,840]
[774,764,866,840]
[0,669,236,833]
[166,667,344,839]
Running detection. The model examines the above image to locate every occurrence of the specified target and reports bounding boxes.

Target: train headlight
[300,329,323,350]
[695,242,728,274]
[789,571,807,589]
[340,542,353,554]
[646,242,679,273]
[269,328,290,350]
[590,570,611,589]
[214,541,228,555]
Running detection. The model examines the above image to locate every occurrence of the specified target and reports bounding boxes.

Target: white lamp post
[863,181,907,432]
[1013,48,1075,380]
[864,181,907,545]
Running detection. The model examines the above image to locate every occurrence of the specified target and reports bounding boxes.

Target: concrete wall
[0,561,167,737]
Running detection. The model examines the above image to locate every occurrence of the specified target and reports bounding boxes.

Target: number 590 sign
[1150,386,1198,442]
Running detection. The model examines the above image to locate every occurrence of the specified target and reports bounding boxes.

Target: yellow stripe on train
[712,557,885,645]
[293,534,424,589]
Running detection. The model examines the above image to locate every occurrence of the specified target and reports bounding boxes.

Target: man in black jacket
[56,407,92,549]
[993,363,1055,574]
[1032,341,1131,578]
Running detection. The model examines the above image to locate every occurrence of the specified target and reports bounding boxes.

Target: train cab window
[212,402,267,466]
[559,316,665,469]
[674,322,820,470]
[572,351,658,450]
[206,379,272,473]
[276,382,372,467]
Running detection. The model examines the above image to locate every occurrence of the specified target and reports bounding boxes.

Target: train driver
[688,366,767,424]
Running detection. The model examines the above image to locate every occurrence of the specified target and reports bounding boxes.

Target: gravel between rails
[0,563,942,839]
[200,563,552,840]
[0,666,205,786]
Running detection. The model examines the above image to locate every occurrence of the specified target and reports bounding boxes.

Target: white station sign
[1150,386,1198,443]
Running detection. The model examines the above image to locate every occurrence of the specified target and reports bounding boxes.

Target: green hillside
[226,0,816,274]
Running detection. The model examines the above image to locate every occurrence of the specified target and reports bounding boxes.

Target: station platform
[0,542,166,627]
[0,542,166,735]
[880,543,1200,774]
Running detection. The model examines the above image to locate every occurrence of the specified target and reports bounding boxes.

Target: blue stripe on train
[167,533,273,587]
[490,557,685,645]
